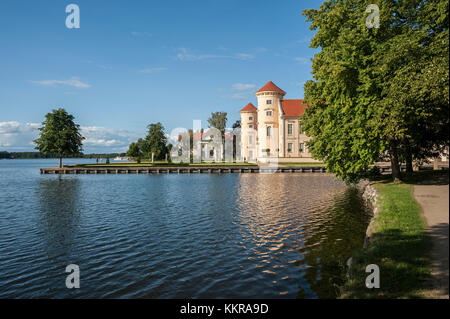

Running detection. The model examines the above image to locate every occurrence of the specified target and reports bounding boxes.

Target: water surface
[0,159,371,298]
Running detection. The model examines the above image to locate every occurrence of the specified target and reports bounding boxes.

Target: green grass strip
[341,178,431,298]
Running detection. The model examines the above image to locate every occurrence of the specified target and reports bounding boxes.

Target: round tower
[239,103,257,162]
[255,81,285,160]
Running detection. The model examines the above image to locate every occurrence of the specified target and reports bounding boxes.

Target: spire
[256,81,286,94]
[240,103,257,112]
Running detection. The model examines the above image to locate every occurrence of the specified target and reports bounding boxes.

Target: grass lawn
[277,162,324,167]
[340,171,449,298]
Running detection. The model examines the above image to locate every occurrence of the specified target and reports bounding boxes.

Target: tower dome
[256,81,286,96]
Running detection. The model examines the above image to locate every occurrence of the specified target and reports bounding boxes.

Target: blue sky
[0,0,321,153]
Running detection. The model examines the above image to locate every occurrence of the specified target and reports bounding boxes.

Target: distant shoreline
[0,151,125,160]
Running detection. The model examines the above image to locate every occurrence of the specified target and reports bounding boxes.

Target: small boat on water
[113,156,130,162]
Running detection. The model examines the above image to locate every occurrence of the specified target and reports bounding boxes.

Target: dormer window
[266,100,272,104]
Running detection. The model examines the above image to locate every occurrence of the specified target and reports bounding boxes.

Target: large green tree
[145,122,169,160]
[371,0,449,173]
[34,108,84,168]
[126,141,143,163]
[207,112,228,158]
[207,112,228,135]
[302,0,449,182]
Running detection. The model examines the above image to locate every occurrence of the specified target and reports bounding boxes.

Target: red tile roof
[256,81,286,94]
[240,103,257,112]
[281,99,308,117]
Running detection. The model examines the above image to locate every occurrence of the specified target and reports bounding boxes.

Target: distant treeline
[0,151,126,159]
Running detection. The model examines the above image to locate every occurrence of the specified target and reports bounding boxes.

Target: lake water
[0,159,371,298]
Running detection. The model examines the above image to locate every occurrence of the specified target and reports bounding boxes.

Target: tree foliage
[302,0,449,183]
[145,122,169,160]
[34,108,84,168]
[207,112,228,135]
[126,142,143,163]
[126,122,169,162]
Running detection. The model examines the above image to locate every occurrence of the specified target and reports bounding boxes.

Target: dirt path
[413,184,449,299]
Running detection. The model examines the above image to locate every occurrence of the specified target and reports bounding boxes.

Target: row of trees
[126,123,170,163]
[31,109,240,167]
[126,112,241,163]
[301,0,449,183]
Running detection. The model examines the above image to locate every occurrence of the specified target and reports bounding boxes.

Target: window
[288,143,293,153]
[267,100,272,104]
[299,124,304,134]
[266,126,272,137]
[299,143,304,153]
[249,116,253,121]
[248,135,253,145]
[249,124,253,128]
[266,111,272,116]
[288,124,293,135]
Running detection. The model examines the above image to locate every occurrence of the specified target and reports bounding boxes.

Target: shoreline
[340,170,449,298]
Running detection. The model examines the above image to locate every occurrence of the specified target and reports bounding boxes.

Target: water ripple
[0,160,371,298]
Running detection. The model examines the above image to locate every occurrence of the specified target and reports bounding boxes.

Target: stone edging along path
[346,182,379,269]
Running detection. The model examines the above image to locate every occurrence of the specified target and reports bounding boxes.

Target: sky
[0,0,321,153]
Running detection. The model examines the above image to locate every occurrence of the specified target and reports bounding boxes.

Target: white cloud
[294,57,310,65]
[254,47,268,53]
[80,126,140,152]
[232,83,256,91]
[131,31,152,37]
[30,77,91,88]
[176,48,254,61]
[234,53,254,60]
[0,121,139,153]
[137,67,168,73]
[85,60,113,70]
[0,121,40,150]
[228,93,249,100]
[296,36,311,44]
[0,121,39,135]
[220,83,256,100]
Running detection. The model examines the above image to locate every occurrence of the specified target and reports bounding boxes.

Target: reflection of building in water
[234,174,371,298]
[240,81,321,164]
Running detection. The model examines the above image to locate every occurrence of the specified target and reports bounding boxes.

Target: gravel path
[414,184,449,299]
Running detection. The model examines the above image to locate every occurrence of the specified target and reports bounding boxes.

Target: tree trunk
[405,146,413,173]
[390,145,401,180]
[59,156,62,168]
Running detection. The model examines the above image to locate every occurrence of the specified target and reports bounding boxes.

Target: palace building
[240,81,320,163]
